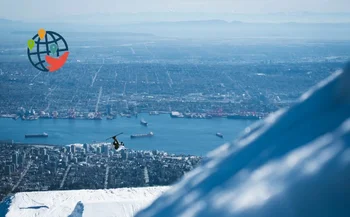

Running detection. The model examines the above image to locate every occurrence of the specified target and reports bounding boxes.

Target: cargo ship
[170,111,184,118]
[149,111,160,115]
[140,119,148,126]
[216,132,224,138]
[25,132,48,138]
[130,132,154,139]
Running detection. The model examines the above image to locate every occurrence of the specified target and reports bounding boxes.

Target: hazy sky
[1,0,350,20]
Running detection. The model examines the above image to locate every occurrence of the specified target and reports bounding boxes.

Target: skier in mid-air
[106,133,124,151]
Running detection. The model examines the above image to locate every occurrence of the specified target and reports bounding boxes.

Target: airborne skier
[106,133,125,151]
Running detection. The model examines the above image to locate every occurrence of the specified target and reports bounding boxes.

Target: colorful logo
[27,29,69,72]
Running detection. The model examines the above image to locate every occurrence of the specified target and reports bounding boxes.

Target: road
[60,164,71,189]
[104,166,110,189]
[144,167,149,185]
[11,161,32,192]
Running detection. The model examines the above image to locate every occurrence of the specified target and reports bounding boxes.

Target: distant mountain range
[13,12,350,24]
[1,18,349,40]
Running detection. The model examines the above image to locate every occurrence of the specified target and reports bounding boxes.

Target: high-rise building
[11,164,16,172]
[5,165,11,176]
[121,150,128,160]
[96,147,102,154]
[63,156,69,167]
[18,154,25,165]
[83,143,89,153]
[70,145,76,154]
[43,148,47,155]
[50,162,57,173]
[44,154,50,161]
[68,153,73,161]
[102,144,109,155]
[12,152,18,165]
[39,164,44,174]
[66,146,71,153]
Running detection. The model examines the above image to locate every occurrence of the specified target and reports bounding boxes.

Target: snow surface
[136,63,350,217]
[3,187,169,217]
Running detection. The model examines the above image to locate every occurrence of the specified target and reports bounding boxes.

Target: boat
[26,116,39,121]
[216,132,224,138]
[149,111,160,115]
[120,113,132,118]
[106,116,114,120]
[130,132,154,139]
[140,119,148,126]
[170,111,184,118]
[25,132,48,138]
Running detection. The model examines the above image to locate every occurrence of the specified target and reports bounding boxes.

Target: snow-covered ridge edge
[136,63,350,217]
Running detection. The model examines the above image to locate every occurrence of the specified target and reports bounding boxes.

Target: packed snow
[136,63,350,217]
[3,186,169,217]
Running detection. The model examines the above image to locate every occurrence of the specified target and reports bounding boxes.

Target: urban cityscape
[0,142,201,201]
[1,18,350,214]
[1,37,347,121]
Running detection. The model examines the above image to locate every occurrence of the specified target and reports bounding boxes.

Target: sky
[1,0,350,21]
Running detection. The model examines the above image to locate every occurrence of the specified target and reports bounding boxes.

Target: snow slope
[136,63,350,217]
[3,186,168,217]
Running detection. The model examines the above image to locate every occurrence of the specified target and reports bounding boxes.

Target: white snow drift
[4,186,169,217]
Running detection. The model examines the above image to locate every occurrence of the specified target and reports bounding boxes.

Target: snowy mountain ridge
[136,63,350,217]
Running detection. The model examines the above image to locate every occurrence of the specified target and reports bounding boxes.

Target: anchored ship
[25,132,48,138]
[216,132,224,138]
[149,111,159,115]
[140,119,148,126]
[170,111,184,118]
[130,132,154,139]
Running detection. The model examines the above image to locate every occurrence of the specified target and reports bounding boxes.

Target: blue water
[0,114,255,155]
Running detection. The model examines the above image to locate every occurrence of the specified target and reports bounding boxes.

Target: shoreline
[0,141,59,148]
[0,141,203,157]
[0,141,110,148]
[1,112,264,121]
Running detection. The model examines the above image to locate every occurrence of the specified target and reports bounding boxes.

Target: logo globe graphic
[27,31,69,72]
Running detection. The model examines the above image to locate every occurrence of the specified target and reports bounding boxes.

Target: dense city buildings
[0,143,202,201]
[1,34,348,121]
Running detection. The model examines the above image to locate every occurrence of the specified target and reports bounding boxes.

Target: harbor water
[0,114,255,156]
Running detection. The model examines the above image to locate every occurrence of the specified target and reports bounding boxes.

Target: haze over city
[1,0,350,22]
